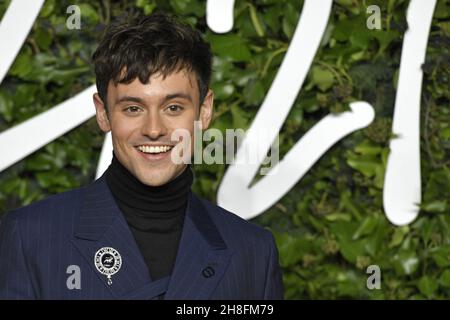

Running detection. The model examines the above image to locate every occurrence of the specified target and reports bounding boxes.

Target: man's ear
[199,89,214,130]
[93,93,111,133]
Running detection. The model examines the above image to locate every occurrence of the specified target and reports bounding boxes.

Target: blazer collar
[73,174,117,241]
[72,174,233,299]
[165,190,234,299]
[72,174,156,299]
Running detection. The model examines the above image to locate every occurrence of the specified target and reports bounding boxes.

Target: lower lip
[136,148,173,161]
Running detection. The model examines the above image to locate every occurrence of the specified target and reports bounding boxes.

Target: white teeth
[137,145,172,154]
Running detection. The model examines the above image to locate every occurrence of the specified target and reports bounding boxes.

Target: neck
[105,152,193,228]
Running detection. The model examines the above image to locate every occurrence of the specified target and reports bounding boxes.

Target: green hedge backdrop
[0,0,449,299]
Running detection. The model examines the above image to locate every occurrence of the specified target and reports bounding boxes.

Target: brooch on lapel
[94,247,122,286]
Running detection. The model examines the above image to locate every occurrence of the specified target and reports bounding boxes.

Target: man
[0,12,283,300]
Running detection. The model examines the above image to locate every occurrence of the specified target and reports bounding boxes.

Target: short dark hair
[92,12,212,109]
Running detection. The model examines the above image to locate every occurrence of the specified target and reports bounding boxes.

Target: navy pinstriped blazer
[0,174,284,300]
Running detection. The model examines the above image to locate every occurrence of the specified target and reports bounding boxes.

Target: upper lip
[135,144,174,147]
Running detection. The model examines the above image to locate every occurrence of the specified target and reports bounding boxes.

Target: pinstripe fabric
[0,174,284,300]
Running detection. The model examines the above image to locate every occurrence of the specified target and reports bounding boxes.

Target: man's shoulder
[2,184,86,225]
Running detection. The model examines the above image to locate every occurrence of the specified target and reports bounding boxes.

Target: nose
[141,110,167,140]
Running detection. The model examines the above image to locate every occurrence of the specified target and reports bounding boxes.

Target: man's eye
[125,106,141,113]
[167,105,183,113]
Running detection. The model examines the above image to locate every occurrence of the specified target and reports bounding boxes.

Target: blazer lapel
[71,175,233,300]
[71,175,165,299]
[165,193,234,300]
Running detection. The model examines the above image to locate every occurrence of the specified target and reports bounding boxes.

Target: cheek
[166,112,197,133]
[110,118,140,144]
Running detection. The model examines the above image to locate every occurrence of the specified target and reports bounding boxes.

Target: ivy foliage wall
[0,0,449,299]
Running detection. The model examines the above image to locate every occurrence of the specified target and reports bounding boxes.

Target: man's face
[93,70,214,186]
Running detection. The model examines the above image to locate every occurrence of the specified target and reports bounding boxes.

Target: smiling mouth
[136,145,173,154]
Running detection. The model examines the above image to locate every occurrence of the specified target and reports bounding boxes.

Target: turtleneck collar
[105,152,193,230]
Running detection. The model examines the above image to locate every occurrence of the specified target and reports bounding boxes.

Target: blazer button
[202,266,215,278]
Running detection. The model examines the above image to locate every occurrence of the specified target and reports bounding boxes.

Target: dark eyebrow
[162,92,193,104]
[114,92,193,106]
[114,96,145,105]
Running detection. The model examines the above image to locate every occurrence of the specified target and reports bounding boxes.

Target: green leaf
[273,232,311,268]
[249,4,265,37]
[13,85,38,111]
[373,31,399,54]
[34,28,53,50]
[135,0,156,14]
[352,215,378,240]
[346,155,379,177]
[25,154,53,171]
[336,271,366,297]
[9,52,33,78]
[330,221,368,263]
[244,80,265,105]
[212,82,235,100]
[389,226,410,248]
[433,1,449,19]
[393,250,419,275]
[424,168,450,205]
[339,239,366,263]
[264,6,282,34]
[354,140,383,156]
[335,0,356,8]
[441,126,450,140]
[417,276,438,298]
[170,0,204,16]
[35,171,76,189]
[230,104,248,130]
[0,89,14,122]
[1,178,21,194]
[311,66,335,92]
[209,34,252,62]
[350,27,372,50]
[339,191,363,220]
[325,213,352,222]
[198,177,214,195]
[39,0,55,18]
[364,220,389,257]
[420,200,448,213]
[77,4,99,23]
[282,3,299,39]
[437,21,450,36]
[439,269,450,287]
[430,245,450,267]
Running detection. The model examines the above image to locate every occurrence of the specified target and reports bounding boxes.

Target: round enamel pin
[94,247,122,286]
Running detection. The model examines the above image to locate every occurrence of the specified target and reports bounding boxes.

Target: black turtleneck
[105,153,193,281]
